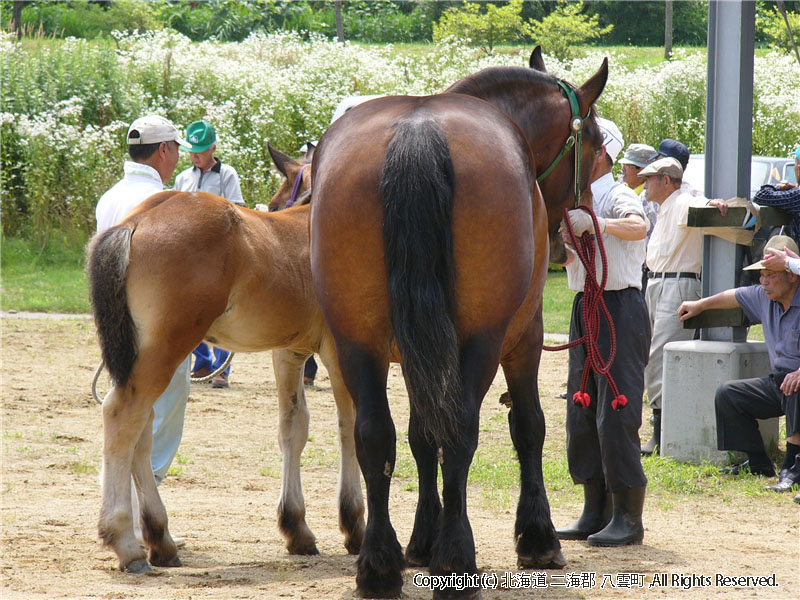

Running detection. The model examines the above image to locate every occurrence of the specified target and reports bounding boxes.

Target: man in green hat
[175,120,244,388]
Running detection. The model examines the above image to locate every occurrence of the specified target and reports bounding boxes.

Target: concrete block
[661,340,780,464]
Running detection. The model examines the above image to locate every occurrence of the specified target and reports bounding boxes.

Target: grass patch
[1,235,89,313]
[70,461,98,476]
[542,269,574,335]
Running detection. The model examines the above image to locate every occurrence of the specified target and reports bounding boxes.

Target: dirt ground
[1,316,798,599]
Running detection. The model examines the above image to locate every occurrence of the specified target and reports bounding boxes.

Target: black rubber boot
[587,486,645,547]
[556,480,611,540]
[640,409,661,456]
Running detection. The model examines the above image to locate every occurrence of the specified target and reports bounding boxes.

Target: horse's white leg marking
[320,339,364,554]
[272,348,317,554]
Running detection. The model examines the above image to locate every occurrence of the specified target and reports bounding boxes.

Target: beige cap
[638,156,683,179]
[743,235,800,271]
[127,115,191,148]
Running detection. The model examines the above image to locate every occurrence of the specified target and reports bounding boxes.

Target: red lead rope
[543,206,627,411]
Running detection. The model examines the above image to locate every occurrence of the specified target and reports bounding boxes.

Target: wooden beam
[686,206,791,228]
[682,308,748,329]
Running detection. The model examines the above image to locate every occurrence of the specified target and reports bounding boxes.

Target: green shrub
[757,5,800,54]
[526,1,613,61]
[10,0,160,39]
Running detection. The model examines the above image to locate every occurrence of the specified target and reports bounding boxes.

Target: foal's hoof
[122,558,153,574]
[150,551,182,568]
[517,547,567,570]
[286,538,320,556]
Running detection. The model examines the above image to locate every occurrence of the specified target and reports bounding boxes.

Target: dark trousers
[715,374,800,454]
[566,288,651,492]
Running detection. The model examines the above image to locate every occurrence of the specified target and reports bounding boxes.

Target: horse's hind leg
[404,404,441,567]
[320,340,365,555]
[131,409,180,567]
[272,348,318,555]
[429,335,499,599]
[501,319,565,569]
[99,386,154,573]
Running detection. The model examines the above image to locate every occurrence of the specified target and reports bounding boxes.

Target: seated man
[678,235,800,495]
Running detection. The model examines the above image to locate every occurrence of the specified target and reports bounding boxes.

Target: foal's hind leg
[501,320,565,569]
[272,348,318,555]
[404,404,441,567]
[320,340,365,555]
[130,409,180,567]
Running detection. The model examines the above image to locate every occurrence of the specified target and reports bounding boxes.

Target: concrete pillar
[661,340,779,464]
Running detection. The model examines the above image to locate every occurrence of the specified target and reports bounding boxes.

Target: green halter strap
[536,79,592,207]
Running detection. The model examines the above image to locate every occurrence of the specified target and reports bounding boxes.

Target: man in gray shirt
[678,235,800,496]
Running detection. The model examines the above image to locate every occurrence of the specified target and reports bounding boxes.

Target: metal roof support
[701,0,756,342]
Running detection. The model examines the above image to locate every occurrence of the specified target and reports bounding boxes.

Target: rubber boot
[556,480,611,540]
[640,409,661,456]
[587,486,645,547]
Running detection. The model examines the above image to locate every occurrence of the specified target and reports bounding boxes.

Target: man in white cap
[678,235,800,499]
[557,117,651,547]
[637,157,728,455]
[95,114,192,545]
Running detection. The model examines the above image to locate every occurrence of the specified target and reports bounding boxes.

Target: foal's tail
[380,117,462,446]
[86,226,138,388]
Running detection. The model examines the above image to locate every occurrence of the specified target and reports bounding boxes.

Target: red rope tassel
[544,206,626,411]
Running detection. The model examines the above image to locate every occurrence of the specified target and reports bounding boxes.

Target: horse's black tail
[380,117,462,446]
[86,226,138,388]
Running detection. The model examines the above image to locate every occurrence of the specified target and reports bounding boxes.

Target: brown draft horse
[309,52,607,598]
[87,174,364,573]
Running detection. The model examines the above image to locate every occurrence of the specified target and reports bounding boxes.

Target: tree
[433,0,528,53]
[665,0,673,59]
[12,0,23,39]
[526,1,614,61]
[334,0,344,42]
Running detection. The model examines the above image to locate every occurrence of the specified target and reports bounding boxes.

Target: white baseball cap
[596,117,624,164]
[127,115,191,148]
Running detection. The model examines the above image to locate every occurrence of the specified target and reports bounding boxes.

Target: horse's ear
[305,141,315,161]
[529,46,547,72]
[576,57,608,117]
[268,142,298,177]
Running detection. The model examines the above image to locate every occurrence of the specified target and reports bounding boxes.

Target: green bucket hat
[184,120,217,153]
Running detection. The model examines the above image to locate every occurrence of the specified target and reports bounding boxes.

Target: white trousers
[644,277,700,409]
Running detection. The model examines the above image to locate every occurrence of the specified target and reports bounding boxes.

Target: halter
[535,79,592,207]
[285,163,309,208]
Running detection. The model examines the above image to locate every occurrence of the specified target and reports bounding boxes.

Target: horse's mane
[448,65,601,150]
[447,65,556,98]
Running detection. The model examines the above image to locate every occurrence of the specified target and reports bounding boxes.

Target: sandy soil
[2,317,798,599]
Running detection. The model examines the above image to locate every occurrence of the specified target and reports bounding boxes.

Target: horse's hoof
[433,588,482,600]
[517,548,567,570]
[122,558,152,574]
[404,546,430,567]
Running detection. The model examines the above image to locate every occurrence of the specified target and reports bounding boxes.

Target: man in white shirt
[95,115,192,545]
[174,120,244,388]
[638,157,727,455]
[556,118,650,547]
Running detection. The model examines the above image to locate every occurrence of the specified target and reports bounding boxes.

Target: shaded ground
[1,317,797,599]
